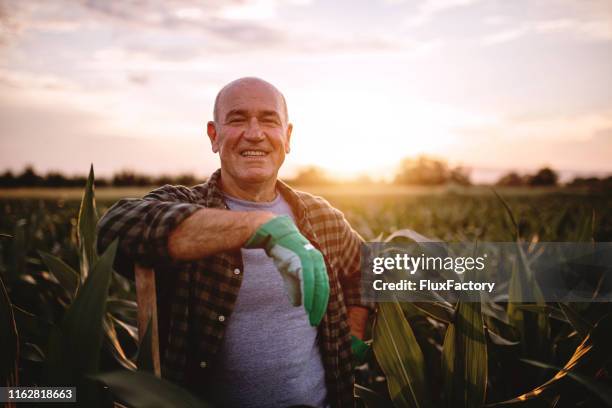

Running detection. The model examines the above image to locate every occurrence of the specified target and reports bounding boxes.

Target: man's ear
[285,123,293,154]
[207,121,219,153]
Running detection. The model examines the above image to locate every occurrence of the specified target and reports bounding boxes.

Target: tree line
[1,159,610,189]
[0,167,199,188]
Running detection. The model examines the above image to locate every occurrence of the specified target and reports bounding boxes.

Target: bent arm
[167,208,274,261]
[97,184,274,268]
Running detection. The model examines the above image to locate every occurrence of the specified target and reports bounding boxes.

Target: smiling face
[207,78,293,192]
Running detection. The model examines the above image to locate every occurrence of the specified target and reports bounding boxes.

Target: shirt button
[218,315,225,322]
[233,268,241,275]
[199,361,207,369]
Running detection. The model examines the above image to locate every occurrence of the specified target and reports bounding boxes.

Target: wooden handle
[134,265,161,378]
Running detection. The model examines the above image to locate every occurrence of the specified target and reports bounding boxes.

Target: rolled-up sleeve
[97,185,204,268]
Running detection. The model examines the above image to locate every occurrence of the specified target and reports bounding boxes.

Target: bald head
[213,77,288,124]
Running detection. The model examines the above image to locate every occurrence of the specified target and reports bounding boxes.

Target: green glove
[245,215,330,326]
[351,335,370,364]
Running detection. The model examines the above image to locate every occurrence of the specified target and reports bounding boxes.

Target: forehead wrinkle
[213,78,288,122]
[223,109,283,124]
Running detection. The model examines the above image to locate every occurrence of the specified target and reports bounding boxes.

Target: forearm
[348,306,369,339]
[168,208,275,261]
[97,195,203,266]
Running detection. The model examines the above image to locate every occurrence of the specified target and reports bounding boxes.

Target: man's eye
[262,118,280,124]
[228,118,245,123]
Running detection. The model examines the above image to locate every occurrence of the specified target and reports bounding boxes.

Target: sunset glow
[0,0,610,182]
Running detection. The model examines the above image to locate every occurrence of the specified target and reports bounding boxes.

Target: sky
[0,0,611,183]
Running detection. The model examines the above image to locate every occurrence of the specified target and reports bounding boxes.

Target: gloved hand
[245,215,330,326]
[351,335,370,364]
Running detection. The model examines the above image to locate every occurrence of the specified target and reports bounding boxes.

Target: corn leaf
[511,304,566,322]
[38,250,79,297]
[517,243,550,354]
[520,359,612,407]
[373,301,432,408]
[0,276,19,386]
[411,301,455,323]
[486,328,519,347]
[354,383,393,408]
[7,220,26,283]
[107,298,138,326]
[45,240,117,385]
[103,314,136,370]
[77,164,99,280]
[442,301,487,408]
[492,189,519,240]
[487,313,612,406]
[558,303,592,339]
[90,370,212,408]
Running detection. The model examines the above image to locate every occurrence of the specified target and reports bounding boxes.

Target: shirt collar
[200,169,316,241]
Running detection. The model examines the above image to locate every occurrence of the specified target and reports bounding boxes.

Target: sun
[285,88,479,180]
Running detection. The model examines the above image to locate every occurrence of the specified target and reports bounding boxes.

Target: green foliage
[77,165,99,280]
[44,240,116,385]
[394,155,471,186]
[441,300,487,408]
[0,170,611,408]
[0,166,211,407]
[0,275,19,386]
[373,301,432,408]
[38,250,79,297]
[91,370,211,408]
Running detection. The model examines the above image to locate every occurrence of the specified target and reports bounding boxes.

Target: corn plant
[354,193,612,408]
[1,167,611,408]
[0,166,210,407]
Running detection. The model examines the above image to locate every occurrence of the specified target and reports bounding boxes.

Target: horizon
[1,160,609,185]
[1,0,611,180]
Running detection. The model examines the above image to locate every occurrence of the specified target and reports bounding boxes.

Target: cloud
[535,18,612,41]
[0,0,424,58]
[481,17,612,47]
[78,0,312,26]
[463,110,612,143]
[0,0,19,45]
[0,68,78,91]
[481,26,529,45]
[404,0,483,27]
[445,110,612,174]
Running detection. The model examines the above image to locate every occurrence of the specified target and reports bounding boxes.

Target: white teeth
[241,150,267,156]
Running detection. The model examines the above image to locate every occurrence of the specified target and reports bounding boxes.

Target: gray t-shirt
[203,192,328,408]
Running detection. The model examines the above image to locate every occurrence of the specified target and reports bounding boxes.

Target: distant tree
[154,175,174,185]
[352,174,375,185]
[290,166,331,186]
[69,176,88,187]
[496,171,527,187]
[44,172,68,187]
[0,170,16,187]
[395,156,447,185]
[394,155,470,185]
[568,175,612,192]
[17,166,43,186]
[112,170,152,187]
[449,166,471,186]
[175,174,198,186]
[528,167,558,186]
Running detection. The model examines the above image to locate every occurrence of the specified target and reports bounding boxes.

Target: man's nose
[244,118,265,141]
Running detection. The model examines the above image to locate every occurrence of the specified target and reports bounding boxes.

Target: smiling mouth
[240,150,268,157]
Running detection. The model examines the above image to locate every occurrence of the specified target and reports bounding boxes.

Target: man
[97,77,371,408]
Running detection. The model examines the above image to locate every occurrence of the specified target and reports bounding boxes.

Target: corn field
[1,167,612,407]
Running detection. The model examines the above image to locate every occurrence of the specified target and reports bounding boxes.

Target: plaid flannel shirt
[97,169,372,408]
